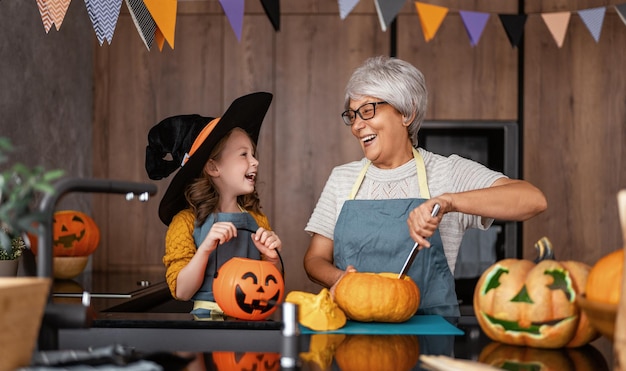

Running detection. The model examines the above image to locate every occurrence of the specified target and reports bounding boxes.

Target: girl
[146,92,282,316]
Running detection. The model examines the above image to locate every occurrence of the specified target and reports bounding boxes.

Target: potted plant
[0,137,63,275]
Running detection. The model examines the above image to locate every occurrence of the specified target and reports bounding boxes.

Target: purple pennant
[578,7,606,43]
[219,0,244,41]
[459,11,489,47]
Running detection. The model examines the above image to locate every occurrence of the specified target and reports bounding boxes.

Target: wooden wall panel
[523,11,626,264]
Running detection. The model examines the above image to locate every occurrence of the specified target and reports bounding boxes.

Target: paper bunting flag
[415,2,448,42]
[50,0,71,31]
[374,0,405,32]
[144,0,177,50]
[338,0,360,20]
[85,0,123,45]
[37,0,70,33]
[36,0,54,33]
[616,4,626,26]
[260,0,280,31]
[499,14,527,48]
[578,7,605,43]
[219,0,244,41]
[126,0,156,50]
[459,10,489,47]
[541,12,570,48]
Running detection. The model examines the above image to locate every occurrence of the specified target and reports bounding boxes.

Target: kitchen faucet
[35,177,157,350]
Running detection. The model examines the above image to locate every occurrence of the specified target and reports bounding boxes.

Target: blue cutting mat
[299,315,464,335]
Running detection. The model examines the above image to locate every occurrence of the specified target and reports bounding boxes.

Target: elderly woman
[304,56,547,317]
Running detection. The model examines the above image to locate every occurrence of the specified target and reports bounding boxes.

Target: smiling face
[349,96,414,169]
[207,128,258,201]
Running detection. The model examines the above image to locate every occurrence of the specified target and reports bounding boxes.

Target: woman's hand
[197,221,238,253]
[330,265,357,298]
[407,199,447,249]
[252,227,282,260]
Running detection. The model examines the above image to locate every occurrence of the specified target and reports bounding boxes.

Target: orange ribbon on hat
[181,118,221,167]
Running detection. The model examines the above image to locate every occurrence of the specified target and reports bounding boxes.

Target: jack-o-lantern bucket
[213,257,284,320]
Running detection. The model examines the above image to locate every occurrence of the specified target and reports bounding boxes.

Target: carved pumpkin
[30,210,100,257]
[473,237,598,348]
[334,335,420,371]
[212,351,280,371]
[285,288,347,331]
[478,342,610,371]
[585,249,624,305]
[213,257,284,320]
[334,272,420,323]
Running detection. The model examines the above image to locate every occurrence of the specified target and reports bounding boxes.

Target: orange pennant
[50,0,71,31]
[36,0,53,33]
[155,27,165,51]
[541,12,571,48]
[144,0,177,49]
[415,2,449,42]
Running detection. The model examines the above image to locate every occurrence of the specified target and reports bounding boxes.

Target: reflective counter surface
[49,273,616,370]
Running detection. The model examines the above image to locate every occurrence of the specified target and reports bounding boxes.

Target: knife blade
[398,203,440,279]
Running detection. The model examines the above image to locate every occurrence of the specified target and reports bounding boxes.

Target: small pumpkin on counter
[585,248,624,305]
[30,210,100,257]
[473,237,598,348]
[285,288,347,331]
[334,335,420,371]
[334,272,420,323]
[213,257,284,321]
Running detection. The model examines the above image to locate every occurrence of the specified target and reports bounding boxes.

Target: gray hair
[344,56,427,147]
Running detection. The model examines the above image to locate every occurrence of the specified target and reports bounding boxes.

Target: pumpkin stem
[534,236,555,262]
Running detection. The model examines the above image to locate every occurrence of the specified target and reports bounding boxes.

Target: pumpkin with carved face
[473,257,597,348]
[213,257,284,320]
[29,210,100,257]
[212,351,280,371]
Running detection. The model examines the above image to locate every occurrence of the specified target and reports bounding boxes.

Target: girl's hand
[252,227,281,260]
[198,221,238,253]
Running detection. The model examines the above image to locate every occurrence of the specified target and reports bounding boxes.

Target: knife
[398,203,440,279]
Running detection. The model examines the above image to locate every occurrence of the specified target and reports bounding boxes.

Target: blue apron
[334,148,459,316]
[191,211,261,303]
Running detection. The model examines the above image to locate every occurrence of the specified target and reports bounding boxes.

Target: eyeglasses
[341,101,388,126]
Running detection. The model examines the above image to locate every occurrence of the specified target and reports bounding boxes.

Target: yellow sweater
[163,208,271,299]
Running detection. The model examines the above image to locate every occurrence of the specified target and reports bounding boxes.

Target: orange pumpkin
[30,210,100,257]
[478,342,610,371]
[334,335,420,371]
[585,249,624,305]
[212,351,280,371]
[473,237,598,348]
[334,272,420,323]
[213,257,284,320]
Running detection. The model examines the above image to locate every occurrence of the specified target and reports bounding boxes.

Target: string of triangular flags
[36,0,626,49]
[351,0,626,47]
[36,0,280,49]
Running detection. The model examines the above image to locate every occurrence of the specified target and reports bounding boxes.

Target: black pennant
[260,0,280,31]
[499,14,527,48]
